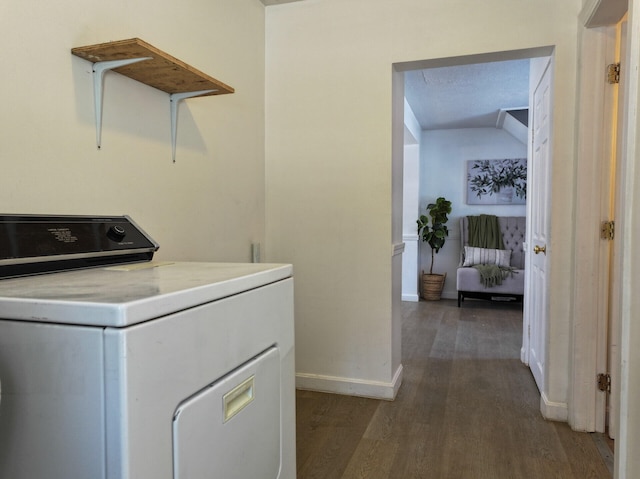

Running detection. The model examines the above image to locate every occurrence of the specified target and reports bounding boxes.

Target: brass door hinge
[601,220,615,240]
[597,373,611,393]
[607,63,621,84]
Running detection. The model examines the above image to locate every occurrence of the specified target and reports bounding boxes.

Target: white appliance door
[172,346,281,479]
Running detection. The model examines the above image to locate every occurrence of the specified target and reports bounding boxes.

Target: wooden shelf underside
[71,38,234,97]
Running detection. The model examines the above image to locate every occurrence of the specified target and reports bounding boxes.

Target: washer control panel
[0,214,159,278]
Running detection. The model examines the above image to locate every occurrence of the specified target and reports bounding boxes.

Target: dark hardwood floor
[295,299,613,479]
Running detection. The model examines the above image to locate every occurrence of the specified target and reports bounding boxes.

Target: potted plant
[417,196,452,300]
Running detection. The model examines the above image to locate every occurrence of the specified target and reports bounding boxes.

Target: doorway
[395,47,553,389]
[402,56,531,302]
[573,3,628,444]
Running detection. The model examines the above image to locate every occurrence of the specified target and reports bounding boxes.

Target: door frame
[612,1,640,476]
[570,18,619,432]
[572,3,640,477]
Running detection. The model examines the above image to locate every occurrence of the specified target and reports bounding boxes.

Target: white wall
[402,143,420,302]
[402,101,420,302]
[420,128,527,299]
[0,0,266,263]
[265,0,580,400]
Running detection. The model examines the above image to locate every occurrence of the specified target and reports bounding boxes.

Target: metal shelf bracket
[92,57,152,149]
[170,90,216,162]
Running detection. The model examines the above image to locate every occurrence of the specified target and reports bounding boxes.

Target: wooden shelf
[71,38,234,161]
[71,38,234,97]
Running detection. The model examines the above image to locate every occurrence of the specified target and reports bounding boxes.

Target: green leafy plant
[417,197,452,274]
[468,159,527,199]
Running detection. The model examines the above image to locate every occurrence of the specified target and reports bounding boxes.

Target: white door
[607,17,628,440]
[527,60,552,393]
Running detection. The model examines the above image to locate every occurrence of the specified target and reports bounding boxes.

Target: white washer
[0,261,295,479]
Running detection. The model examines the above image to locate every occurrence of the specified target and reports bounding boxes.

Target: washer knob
[107,225,126,242]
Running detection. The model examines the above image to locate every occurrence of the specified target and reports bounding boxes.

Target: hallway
[296,299,612,478]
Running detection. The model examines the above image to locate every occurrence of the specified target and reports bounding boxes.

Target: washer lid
[0,262,292,327]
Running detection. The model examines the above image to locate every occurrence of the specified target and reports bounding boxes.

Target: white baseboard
[402,294,419,302]
[296,364,404,400]
[540,391,568,422]
[520,347,529,365]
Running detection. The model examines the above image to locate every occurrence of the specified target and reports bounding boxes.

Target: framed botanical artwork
[466,158,527,205]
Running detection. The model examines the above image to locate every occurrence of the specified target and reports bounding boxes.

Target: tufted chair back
[460,216,526,269]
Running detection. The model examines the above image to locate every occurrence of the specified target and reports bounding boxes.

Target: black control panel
[0,215,159,278]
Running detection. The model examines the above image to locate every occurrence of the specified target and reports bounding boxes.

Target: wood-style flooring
[295,299,612,479]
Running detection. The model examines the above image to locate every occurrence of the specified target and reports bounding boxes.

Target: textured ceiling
[404,59,530,130]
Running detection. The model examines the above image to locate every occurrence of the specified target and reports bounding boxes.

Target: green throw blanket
[472,263,516,288]
[467,214,505,249]
[467,215,514,286]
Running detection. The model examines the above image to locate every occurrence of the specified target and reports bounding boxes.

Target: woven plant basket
[421,272,446,301]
